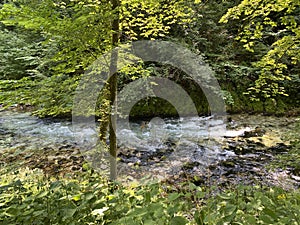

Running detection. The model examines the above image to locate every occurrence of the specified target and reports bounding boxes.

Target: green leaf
[244,215,257,224]
[50,181,61,190]
[168,193,182,201]
[63,208,77,219]
[36,190,49,199]
[72,194,81,201]
[170,216,189,225]
[260,214,274,224]
[194,211,205,225]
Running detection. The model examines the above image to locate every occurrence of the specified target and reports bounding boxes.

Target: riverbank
[1,96,300,119]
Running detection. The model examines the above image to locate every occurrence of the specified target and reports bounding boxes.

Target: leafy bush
[196,185,300,225]
[0,26,55,80]
[0,74,79,117]
[1,167,299,225]
[0,168,191,224]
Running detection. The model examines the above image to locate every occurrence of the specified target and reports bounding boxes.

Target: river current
[1,110,299,187]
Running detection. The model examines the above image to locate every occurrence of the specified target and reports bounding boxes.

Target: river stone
[243,127,266,137]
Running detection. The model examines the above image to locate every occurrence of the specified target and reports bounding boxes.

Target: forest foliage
[0,0,299,117]
[220,0,300,106]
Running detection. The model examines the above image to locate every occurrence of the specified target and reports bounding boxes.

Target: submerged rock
[118,145,175,166]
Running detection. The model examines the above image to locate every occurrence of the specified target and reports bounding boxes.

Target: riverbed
[0,110,299,188]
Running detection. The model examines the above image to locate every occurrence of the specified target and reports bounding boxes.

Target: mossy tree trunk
[108,0,120,181]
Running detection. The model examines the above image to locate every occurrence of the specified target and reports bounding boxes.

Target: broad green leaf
[170,216,189,225]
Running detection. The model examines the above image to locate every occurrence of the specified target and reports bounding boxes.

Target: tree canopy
[0,0,199,116]
[220,0,300,102]
[0,0,299,115]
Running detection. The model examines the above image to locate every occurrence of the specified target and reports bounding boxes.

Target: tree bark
[108,0,119,181]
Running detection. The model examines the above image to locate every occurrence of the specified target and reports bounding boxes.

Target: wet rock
[220,160,235,168]
[225,139,259,155]
[243,127,266,138]
[182,161,200,170]
[70,155,78,161]
[118,145,174,165]
[292,167,300,176]
[267,143,290,153]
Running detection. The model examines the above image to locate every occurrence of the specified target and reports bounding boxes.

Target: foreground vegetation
[1,166,299,225]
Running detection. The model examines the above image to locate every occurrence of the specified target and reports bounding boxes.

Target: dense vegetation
[0,0,299,117]
[1,166,300,224]
[0,0,299,224]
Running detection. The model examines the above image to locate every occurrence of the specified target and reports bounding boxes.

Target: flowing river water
[1,110,299,188]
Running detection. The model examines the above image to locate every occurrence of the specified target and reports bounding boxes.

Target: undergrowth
[0,167,299,225]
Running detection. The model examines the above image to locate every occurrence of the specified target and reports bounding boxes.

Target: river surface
[0,111,229,171]
[1,110,299,187]
[0,111,226,150]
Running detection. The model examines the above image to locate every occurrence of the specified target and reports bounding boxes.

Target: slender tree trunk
[99,88,110,143]
[109,0,119,180]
